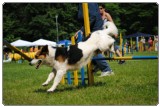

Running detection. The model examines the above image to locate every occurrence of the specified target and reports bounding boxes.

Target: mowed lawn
[3,51,158,105]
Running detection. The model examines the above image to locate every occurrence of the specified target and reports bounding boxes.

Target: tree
[119,3,158,35]
[3,3,158,43]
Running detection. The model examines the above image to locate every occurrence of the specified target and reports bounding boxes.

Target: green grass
[3,51,158,105]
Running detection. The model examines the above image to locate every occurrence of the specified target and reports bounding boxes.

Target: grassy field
[3,51,158,105]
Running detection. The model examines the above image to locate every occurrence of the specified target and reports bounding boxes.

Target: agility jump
[61,3,158,86]
[3,3,158,88]
[92,56,158,61]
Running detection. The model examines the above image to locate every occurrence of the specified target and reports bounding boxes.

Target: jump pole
[3,40,32,61]
[71,36,79,86]
[82,3,94,85]
[64,41,72,85]
[77,31,86,86]
[92,56,158,61]
[120,32,123,49]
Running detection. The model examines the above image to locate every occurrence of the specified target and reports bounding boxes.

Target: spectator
[148,37,153,51]
[125,40,131,53]
[75,3,114,77]
[30,47,33,52]
[140,37,146,51]
[34,46,38,52]
[154,36,158,51]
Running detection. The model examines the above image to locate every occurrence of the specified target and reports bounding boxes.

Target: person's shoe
[99,71,114,77]
[118,60,125,64]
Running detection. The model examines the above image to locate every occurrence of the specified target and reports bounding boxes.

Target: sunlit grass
[3,51,158,105]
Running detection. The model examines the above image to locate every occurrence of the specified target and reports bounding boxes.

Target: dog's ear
[35,50,41,57]
[41,45,49,54]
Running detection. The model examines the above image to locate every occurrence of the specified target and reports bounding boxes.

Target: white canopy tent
[11,39,33,47]
[32,39,56,46]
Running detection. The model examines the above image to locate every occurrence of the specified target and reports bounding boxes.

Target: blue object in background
[57,40,71,45]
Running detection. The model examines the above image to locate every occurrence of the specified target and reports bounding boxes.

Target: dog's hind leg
[47,69,66,92]
[42,68,56,86]
[109,44,115,54]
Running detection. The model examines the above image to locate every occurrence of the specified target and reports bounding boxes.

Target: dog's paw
[110,50,115,54]
[42,82,48,86]
[109,45,115,53]
[47,89,54,93]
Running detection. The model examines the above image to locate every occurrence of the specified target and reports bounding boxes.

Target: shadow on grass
[33,81,107,93]
[34,88,47,93]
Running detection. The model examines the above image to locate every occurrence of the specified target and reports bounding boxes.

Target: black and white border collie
[30,21,118,92]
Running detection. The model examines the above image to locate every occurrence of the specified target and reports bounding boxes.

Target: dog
[29,21,118,92]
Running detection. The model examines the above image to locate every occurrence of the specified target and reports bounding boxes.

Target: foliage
[3,3,158,42]
[104,3,158,36]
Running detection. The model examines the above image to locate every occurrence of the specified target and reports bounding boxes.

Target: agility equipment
[3,40,32,61]
[92,56,158,61]
[60,32,86,86]
[82,3,94,86]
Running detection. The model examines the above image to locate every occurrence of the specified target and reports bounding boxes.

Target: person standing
[140,37,146,51]
[154,36,158,51]
[148,37,153,51]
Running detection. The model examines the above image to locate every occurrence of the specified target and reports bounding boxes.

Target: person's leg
[143,44,146,51]
[155,43,158,51]
[92,59,100,73]
[114,45,125,64]
[148,44,150,51]
[93,54,111,71]
[93,53,114,77]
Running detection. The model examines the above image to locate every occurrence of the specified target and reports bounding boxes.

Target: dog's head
[29,45,49,69]
[103,21,118,37]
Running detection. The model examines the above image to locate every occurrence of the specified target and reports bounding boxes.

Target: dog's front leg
[47,69,66,92]
[42,68,57,86]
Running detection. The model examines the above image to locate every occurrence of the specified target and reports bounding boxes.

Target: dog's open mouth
[36,60,42,69]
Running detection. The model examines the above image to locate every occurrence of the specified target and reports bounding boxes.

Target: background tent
[124,32,154,38]
[11,39,33,47]
[32,39,56,46]
[57,40,71,45]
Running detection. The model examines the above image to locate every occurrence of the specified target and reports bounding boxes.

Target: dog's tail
[103,21,118,36]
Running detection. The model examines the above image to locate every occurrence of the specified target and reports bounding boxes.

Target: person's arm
[74,29,83,39]
[105,13,114,22]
